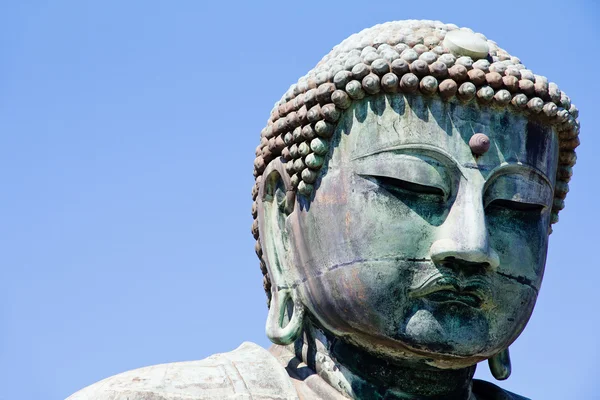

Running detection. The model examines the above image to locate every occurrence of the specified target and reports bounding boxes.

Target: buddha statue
[67,20,579,400]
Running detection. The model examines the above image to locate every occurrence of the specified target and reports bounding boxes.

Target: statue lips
[409,274,491,308]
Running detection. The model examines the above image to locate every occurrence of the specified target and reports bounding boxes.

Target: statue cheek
[487,208,550,286]
[488,282,538,348]
[296,261,415,339]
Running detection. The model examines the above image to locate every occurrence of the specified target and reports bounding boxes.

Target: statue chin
[304,292,531,368]
[403,305,494,359]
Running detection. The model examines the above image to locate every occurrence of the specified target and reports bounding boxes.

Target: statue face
[287,94,558,366]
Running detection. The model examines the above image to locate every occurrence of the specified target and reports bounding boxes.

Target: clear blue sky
[0,1,598,399]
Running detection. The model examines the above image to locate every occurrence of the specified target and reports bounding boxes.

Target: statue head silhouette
[251,20,579,372]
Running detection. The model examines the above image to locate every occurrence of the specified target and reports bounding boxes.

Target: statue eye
[486,198,545,213]
[483,171,552,215]
[370,175,445,197]
[353,153,452,201]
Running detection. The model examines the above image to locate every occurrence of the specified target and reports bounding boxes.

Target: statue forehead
[333,94,559,179]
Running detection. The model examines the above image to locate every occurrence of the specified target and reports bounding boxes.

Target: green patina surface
[259,93,554,398]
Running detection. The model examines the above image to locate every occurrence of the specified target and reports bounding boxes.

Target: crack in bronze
[277,257,432,290]
[495,271,538,293]
[277,258,539,295]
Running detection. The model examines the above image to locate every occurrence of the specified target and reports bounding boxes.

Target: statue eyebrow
[351,144,465,178]
[483,163,553,191]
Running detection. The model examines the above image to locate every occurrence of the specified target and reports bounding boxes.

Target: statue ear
[488,348,511,380]
[257,159,304,345]
[257,158,295,285]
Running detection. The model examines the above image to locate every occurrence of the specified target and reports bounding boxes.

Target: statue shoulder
[472,379,531,400]
[67,342,299,400]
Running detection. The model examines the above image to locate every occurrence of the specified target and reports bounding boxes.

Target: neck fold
[287,321,476,399]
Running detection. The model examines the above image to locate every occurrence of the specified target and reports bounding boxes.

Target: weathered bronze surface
[68,19,578,400]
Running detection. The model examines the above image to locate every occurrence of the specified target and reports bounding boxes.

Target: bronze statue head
[251,19,578,374]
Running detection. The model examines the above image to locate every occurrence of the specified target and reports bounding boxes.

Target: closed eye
[487,198,545,212]
[364,174,445,197]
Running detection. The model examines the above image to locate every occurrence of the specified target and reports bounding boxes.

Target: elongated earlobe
[259,158,304,345]
[488,348,511,380]
[265,288,305,345]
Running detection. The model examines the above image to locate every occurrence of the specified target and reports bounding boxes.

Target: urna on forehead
[250,19,580,297]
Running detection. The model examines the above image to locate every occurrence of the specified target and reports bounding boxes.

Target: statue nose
[429,186,500,271]
[430,239,499,272]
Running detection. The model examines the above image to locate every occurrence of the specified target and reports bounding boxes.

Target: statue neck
[289,321,476,400]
